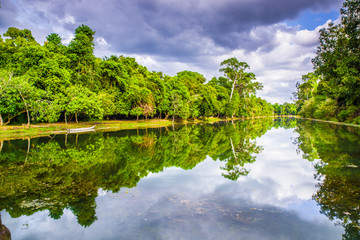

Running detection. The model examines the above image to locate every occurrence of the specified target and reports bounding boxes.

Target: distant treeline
[0,25,295,125]
[294,0,360,124]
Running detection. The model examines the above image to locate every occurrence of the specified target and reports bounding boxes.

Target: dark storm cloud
[2,0,342,58]
[135,0,342,50]
[0,0,20,30]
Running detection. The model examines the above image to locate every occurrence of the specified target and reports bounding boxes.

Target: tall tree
[219,58,263,117]
[220,58,262,102]
[67,25,97,88]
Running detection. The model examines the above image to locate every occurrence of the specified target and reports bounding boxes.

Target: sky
[0,0,344,103]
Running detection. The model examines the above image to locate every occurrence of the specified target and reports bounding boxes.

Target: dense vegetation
[0,25,285,126]
[295,0,360,124]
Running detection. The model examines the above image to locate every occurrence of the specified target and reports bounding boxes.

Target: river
[0,118,359,239]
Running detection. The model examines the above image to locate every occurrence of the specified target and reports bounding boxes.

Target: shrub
[298,99,317,118]
[313,99,337,120]
[338,106,358,122]
[352,116,360,125]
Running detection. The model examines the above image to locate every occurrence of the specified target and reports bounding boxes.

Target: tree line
[0,25,294,126]
[294,0,360,124]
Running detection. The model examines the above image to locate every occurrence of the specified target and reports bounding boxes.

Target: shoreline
[5,115,349,141]
[301,117,360,128]
[0,117,233,141]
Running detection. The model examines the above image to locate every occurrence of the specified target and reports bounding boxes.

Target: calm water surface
[0,118,359,240]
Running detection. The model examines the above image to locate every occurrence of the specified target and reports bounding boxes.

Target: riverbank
[302,117,360,128]
[0,116,302,141]
[0,117,227,140]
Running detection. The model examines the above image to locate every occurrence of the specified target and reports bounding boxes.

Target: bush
[313,99,337,120]
[352,116,360,125]
[338,106,358,122]
[298,99,317,118]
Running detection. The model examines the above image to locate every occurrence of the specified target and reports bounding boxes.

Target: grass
[0,116,289,141]
[0,117,227,140]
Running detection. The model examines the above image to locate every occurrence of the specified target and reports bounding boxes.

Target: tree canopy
[295,0,360,124]
[0,25,286,126]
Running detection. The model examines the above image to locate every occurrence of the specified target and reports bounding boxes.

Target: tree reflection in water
[0,213,11,240]
[295,120,360,239]
[0,117,320,231]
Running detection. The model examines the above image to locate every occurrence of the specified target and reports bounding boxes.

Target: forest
[295,0,360,124]
[0,25,296,126]
[3,1,358,127]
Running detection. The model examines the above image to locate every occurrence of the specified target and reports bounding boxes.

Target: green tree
[65,85,103,123]
[298,0,360,123]
[219,58,262,102]
[219,58,263,117]
[67,25,97,88]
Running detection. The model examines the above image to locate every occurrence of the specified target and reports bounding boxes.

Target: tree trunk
[230,138,237,160]
[75,112,78,124]
[25,137,30,163]
[229,80,236,102]
[159,111,162,119]
[229,73,239,102]
[172,106,176,123]
[64,112,67,125]
[0,113,3,126]
[17,89,30,126]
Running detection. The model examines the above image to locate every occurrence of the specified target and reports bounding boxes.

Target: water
[0,118,359,240]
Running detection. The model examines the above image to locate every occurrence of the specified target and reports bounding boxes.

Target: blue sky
[286,8,341,30]
[0,0,345,103]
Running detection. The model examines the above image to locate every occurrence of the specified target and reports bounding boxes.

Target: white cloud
[0,0,342,104]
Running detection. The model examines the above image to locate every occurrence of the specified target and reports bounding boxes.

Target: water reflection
[0,118,359,239]
[0,213,11,240]
[0,119,273,228]
[295,120,360,239]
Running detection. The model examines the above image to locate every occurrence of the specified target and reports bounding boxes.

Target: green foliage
[313,99,337,120]
[65,85,103,122]
[220,57,263,104]
[3,27,35,42]
[273,102,297,116]
[295,0,360,123]
[0,25,274,124]
[298,99,317,118]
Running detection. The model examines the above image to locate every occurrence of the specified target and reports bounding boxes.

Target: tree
[0,71,43,125]
[3,27,35,42]
[67,25,97,88]
[219,58,262,102]
[65,85,103,123]
[295,0,360,123]
[219,58,263,117]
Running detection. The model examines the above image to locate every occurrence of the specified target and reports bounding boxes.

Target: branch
[4,110,27,125]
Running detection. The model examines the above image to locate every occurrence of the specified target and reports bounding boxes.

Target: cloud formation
[0,0,343,103]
